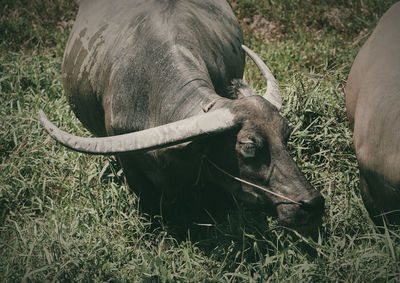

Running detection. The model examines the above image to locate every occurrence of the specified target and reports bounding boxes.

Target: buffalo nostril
[300,195,325,213]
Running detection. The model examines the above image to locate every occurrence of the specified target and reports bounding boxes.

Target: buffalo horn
[242,45,282,110]
[39,109,236,154]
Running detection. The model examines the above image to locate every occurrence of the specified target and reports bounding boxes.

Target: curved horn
[242,45,282,110]
[39,109,236,155]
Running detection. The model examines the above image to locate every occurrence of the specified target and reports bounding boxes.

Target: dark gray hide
[42,0,324,233]
[346,2,400,225]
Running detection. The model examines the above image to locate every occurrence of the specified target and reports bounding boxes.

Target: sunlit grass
[1,0,399,281]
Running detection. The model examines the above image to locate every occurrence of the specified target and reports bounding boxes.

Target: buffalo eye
[239,139,257,158]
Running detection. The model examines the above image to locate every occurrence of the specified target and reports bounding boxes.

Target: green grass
[1,0,399,281]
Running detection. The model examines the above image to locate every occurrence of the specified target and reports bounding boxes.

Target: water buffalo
[40,0,324,233]
[346,2,400,225]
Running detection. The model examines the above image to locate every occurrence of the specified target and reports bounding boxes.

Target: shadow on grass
[101,155,324,264]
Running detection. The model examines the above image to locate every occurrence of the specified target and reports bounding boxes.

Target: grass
[1,0,399,281]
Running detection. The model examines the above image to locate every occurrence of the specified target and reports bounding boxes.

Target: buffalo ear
[282,122,292,145]
[229,79,255,99]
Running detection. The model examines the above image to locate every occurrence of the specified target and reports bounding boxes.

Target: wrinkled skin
[60,0,325,233]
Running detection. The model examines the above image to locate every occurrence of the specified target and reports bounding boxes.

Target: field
[1,0,399,281]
